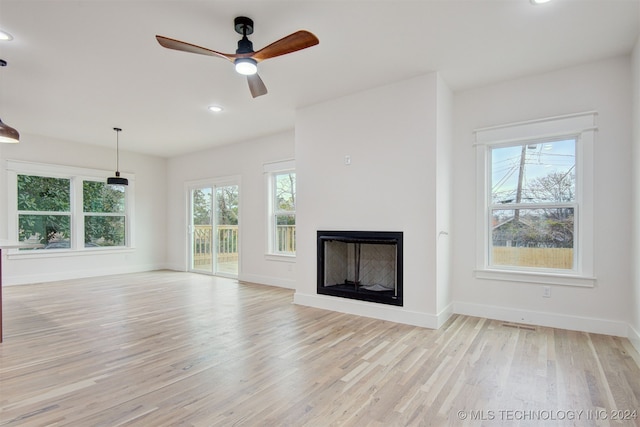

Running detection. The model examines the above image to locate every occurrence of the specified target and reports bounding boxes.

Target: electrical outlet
[543,286,551,298]
[344,155,351,165]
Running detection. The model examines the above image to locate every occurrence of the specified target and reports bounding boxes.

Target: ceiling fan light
[0,118,20,143]
[234,58,257,75]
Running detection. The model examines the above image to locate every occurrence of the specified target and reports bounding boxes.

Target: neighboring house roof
[492,216,535,230]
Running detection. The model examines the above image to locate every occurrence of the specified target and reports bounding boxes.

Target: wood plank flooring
[0,271,639,426]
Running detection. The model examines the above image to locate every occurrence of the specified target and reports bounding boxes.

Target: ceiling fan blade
[155,35,238,62]
[247,74,268,98]
[252,30,319,62]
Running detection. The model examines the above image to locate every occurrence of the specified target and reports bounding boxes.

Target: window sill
[8,247,135,260]
[265,253,296,263]
[474,268,596,288]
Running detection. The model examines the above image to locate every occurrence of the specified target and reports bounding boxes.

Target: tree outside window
[18,174,71,248]
[274,172,296,254]
[216,186,239,227]
[83,181,126,247]
[192,188,212,226]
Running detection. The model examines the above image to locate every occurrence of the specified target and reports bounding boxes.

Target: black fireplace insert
[317,230,403,306]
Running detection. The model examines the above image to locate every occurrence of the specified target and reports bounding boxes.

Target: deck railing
[194,224,296,267]
[276,225,296,253]
[193,225,239,267]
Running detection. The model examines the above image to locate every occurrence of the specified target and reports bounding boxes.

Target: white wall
[294,73,453,328]
[452,56,633,336]
[631,38,640,352]
[436,74,453,319]
[165,131,296,288]
[0,133,167,284]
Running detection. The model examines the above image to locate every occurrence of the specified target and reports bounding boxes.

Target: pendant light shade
[0,60,19,143]
[0,118,19,143]
[107,127,128,185]
[107,173,128,186]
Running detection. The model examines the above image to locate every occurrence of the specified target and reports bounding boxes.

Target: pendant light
[107,127,128,185]
[0,59,19,143]
[0,117,19,143]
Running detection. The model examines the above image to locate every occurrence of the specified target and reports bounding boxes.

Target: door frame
[185,175,241,278]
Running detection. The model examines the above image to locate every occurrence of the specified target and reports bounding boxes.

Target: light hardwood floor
[1,271,639,426]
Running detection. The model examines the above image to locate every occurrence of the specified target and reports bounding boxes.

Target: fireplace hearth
[317,230,403,306]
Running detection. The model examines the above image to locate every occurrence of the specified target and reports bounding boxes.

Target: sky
[490,138,576,205]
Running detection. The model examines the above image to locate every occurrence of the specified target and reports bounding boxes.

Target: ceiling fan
[156,17,319,98]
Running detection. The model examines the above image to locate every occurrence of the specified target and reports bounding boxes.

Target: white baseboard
[629,324,640,355]
[454,301,629,337]
[239,273,296,289]
[293,296,630,338]
[437,302,454,328]
[163,262,186,272]
[293,292,441,329]
[4,264,165,286]
[158,268,297,289]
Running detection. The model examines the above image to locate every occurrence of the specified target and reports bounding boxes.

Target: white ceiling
[0,0,638,158]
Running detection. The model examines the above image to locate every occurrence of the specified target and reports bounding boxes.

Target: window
[7,161,134,252]
[83,181,126,247]
[265,160,296,256]
[17,175,71,248]
[490,138,576,269]
[474,112,596,286]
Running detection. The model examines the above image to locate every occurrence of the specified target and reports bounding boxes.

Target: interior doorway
[189,181,239,277]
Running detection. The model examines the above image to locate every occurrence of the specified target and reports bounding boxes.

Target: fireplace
[317,231,403,306]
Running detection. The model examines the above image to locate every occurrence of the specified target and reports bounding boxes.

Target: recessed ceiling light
[208,105,224,113]
[530,0,551,4]
[0,30,14,41]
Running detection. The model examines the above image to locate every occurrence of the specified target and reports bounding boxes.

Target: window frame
[264,159,296,260]
[6,160,135,257]
[474,112,596,287]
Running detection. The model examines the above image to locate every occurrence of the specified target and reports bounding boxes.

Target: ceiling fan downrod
[235,16,254,54]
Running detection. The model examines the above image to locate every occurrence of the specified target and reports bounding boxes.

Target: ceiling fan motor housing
[236,37,254,54]
[234,16,254,35]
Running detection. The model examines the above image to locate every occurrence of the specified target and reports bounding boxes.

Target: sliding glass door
[189,181,239,277]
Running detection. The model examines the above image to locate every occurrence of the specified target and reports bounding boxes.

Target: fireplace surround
[317,230,403,306]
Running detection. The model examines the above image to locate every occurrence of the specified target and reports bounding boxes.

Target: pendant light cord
[107,127,128,185]
[114,127,122,175]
